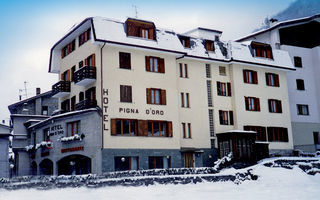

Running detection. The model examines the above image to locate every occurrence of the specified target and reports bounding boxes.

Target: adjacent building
[0,124,11,178]
[237,14,320,152]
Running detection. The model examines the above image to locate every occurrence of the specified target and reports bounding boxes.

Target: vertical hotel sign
[103,89,109,132]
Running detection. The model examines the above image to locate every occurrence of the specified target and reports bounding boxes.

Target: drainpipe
[100,42,106,150]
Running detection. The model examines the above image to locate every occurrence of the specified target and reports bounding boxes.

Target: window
[251,42,273,59]
[61,40,75,58]
[244,126,267,141]
[219,66,226,76]
[43,128,50,141]
[297,104,309,115]
[146,88,166,105]
[217,82,231,96]
[207,80,213,107]
[141,29,149,39]
[243,70,258,84]
[267,127,288,142]
[205,64,211,78]
[120,85,132,103]
[208,109,214,137]
[85,87,96,101]
[71,66,76,82]
[179,36,190,48]
[79,28,91,46]
[41,106,48,116]
[61,99,70,112]
[125,18,155,40]
[149,156,171,169]
[210,139,215,149]
[313,132,320,145]
[66,121,80,136]
[119,52,131,69]
[182,123,192,138]
[296,79,305,90]
[205,40,215,51]
[111,119,172,137]
[146,56,165,73]
[85,54,95,67]
[148,121,169,137]
[266,73,279,87]
[115,156,139,171]
[61,70,70,81]
[180,92,190,108]
[219,110,234,125]
[71,96,76,111]
[245,97,260,111]
[179,63,188,78]
[294,56,302,68]
[115,119,138,136]
[268,99,282,113]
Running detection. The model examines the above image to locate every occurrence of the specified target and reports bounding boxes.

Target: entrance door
[184,153,194,168]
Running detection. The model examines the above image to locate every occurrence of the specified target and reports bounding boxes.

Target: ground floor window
[244,125,267,141]
[219,140,232,157]
[114,156,139,171]
[148,156,171,169]
[57,155,91,175]
[267,127,288,142]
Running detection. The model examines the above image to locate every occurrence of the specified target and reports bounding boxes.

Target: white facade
[237,15,320,152]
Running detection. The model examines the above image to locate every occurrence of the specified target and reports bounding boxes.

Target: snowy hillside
[0,157,319,200]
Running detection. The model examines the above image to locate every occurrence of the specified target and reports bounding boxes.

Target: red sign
[61,146,84,153]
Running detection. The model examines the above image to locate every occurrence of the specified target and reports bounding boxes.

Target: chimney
[36,88,41,95]
[269,18,278,27]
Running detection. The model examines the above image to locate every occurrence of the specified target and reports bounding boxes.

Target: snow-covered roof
[230,41,294,70]
[49,16,295,73]
[237,13,320,42]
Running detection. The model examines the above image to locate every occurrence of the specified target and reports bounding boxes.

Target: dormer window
[251,42,273,59]
[125,18,156,40]
[205,40,215,51]
[179,36,190,48]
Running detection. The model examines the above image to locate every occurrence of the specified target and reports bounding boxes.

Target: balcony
[74,66,96,87]
[52,80,70,98]
[75,99,97,110]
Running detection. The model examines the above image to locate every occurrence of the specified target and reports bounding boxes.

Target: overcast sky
[0,0,295,124]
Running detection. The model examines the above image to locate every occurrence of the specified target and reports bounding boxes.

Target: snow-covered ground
[1,158,320,200]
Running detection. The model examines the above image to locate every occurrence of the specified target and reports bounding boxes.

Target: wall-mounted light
[121,157,126,162]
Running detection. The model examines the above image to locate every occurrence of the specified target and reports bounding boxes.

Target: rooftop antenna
[19,81,28,100]
[132,5,138,18]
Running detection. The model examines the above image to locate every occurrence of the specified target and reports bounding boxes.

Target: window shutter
[266,73,269,86]
[161,90,166,105]
[253,71,258,84]
[217,82,220,95]
[267,127,272,141]
[227,82,231,96]
[85,58,88,66]
[126,53,131,69]
[146,88,151,104]
[256,98,260,111]
[283,128,288,142]
[243,70,247,83]
[92,54,96,67]
[138,120,146,136]
[111,119,117,135]
[268,99,272,112]
[245,97,249,110]
[186,39,190,48]
[128,86,132,103]
[168,121,173,137]
[145,56,150,71]
[219,110,223,125]
[276,75,280,87]
[149,28,154,40]
[229,111,234,125]
[61,73,64,81]
[66,70,70,81]
[159,58,165,73]
[185,64,188,78]
[179,64,183,77]
[120,85,124,102]
[277,100,282,113]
